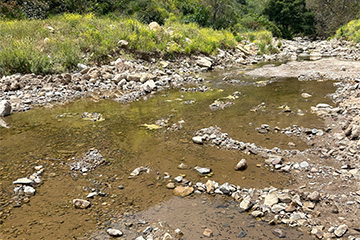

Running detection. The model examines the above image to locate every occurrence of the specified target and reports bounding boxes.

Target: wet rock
[264,194,279,206]
[192,136,203,144]
[334,224,348,237]
[173,186,194,197]
[239,196,252,211]
[13,178,33,185]
[272,228,286,238]
[194,166,211,175]
[106,228,123,237]
[308,191,320,202]
[301,93,312,98]
[238,228,247,238]
[235,159,247,171]
[80,112,105,122]
[0,100,11,117]
[203,228,213,237]
[73,199,91,209]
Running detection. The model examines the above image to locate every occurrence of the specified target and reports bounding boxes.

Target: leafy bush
[335,19,360,42]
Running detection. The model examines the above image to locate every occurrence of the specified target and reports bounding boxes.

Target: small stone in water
[272,228,286,238]
[166,182,175,189]
[194,166,211,175]
[235,159,247,171]
[13,178,33,185]
[173,186,194,197]
[203,228,213,237]
[192,136,203,144]
[238,228,247,238]
[106,228,123,237]
[73,199,91,209]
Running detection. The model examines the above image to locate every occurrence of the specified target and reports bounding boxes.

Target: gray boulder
[0,100,11,117]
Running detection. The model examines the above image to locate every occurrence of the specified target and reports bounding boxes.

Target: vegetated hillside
[335,19,360,43]
[0,0,316,38]
[0,13,277,75]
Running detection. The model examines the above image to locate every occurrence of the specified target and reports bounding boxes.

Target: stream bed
[0,68,335,239]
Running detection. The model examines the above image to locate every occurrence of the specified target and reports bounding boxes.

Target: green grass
[335,19,360,42]
[0,13,272,75]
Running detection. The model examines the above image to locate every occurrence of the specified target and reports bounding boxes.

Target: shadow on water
[0,68,335,239]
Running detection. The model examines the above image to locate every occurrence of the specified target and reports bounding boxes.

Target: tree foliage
[263,0,315,38]
[306,0,360,37]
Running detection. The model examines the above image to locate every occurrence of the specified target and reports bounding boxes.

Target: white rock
[0,100,11,117]
[239,196,252,211]
[192,136,203,144]
[13,178,33,185]
[235,159,247,170]
[264,193,279,206]
[194,166,211,175]
[106,228,123,237]
[23,186,36,196]
[334,224,348,237]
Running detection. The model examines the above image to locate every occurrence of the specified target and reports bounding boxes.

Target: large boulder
[0,100,11,117]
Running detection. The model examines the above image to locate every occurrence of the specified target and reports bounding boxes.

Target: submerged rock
[173,186,194,197]
[194,166,211,175]
[106,228,123,237]
[235,159,247,171]
[73,199,91,209]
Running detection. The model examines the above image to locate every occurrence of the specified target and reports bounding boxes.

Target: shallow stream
[0,67,335,239]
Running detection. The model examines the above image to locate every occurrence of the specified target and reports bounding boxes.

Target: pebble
[272,228,286,238]
[235,159,247,171]
[106,228,123,237]
[203,228,213,237]
[23,186,36,196]
[173,186,194,197]
[73,199,91,209]
[13,178,33,185]
[192,136,203,144]
[166,182,175,189]
[194,166,211,175]
[308,191,320,202]
[334,224,348,237]
[239,196,252,211]
[238,228,247,238]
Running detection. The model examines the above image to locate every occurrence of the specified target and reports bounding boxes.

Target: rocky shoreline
[1,38,360,239]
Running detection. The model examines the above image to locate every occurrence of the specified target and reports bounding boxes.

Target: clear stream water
[0,67,335,239]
